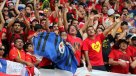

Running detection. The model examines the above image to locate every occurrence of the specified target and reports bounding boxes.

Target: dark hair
[23,42,32,51]
[114,39,128,49]
[71,19,78,25]
[67,25,78,34]
[34,24,43,31]
[97,27,104,32]
[118,39,129,45]
[122,8,128,12]
[13,21,21,26]
[131,36,136,41]
[25,6,33,11]
[14,38,24,44]
[121,21,128,26]
[41,19,46,23]
[86,26,96,32]
[91,10,98,15]
[114,33,120,40]
[126,34,132,40]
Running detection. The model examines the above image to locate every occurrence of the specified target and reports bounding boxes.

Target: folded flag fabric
[32,32,78,74]
[0,59,29,76]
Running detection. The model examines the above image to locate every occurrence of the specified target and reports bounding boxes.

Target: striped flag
[32,32,78,74]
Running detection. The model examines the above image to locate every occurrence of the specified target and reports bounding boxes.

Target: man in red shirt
[109,39,131,74]
[9,38,33,67]
[82,22,120,71]
[66,25,83,66]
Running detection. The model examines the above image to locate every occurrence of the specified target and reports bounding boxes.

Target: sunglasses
[4,10,8,11]
[0,48,4,51]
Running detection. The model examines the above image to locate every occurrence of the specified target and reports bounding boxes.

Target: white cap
[107,9,115,15]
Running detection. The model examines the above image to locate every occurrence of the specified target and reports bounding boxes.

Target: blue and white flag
[0,59,29,76]
[32,32,78,74]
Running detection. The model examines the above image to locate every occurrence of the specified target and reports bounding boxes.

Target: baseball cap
[131,36,136,41]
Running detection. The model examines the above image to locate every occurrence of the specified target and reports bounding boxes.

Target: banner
[33,32,78,73]
[0,59,28,76]
[39,68,136,76]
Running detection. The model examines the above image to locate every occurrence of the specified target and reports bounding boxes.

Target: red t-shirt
[82,33,105,66]
[108,49,130,74]
[9,47,26,61]
[127,46,136,74]
[28,30,35,37]
[25,53,37,64]
[66,34,82,65]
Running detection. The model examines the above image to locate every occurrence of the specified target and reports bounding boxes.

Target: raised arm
[58,10,63,27]
[103,22,119,37]
[34,0,40,21]
[63,7,68,31]
[15,0,20,15]
[0,0,6,11]
[0,11,5,31]
[114,0,120,12]
[7,14,21,32]
[111,18,122,38]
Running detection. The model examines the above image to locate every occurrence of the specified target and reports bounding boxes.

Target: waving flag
[0,59,29,76]
[32,32,78,74]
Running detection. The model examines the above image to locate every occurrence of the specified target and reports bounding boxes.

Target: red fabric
[108,49,130,74]
[9,48,26,61]
[60,0,68,4]
[66,34,82,65]
[38,57,52,67]
[0,72,20,76]
[7,32,26,46]
[25,53,37,64]
[28,30,35,37]
[26,66,34,76]
[49,14,59,23]
[127,46,136,74]
[87,2,102,13]
[82,33,105,66]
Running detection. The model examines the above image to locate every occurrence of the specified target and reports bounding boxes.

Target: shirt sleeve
[9,49,18,61]
[108,50,115,59]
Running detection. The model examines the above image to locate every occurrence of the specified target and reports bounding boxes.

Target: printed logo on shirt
[91,41,101,52]
[73,42,80,51]
[102,39,109,48]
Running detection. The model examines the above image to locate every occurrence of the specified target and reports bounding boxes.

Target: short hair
[67,25,78,34]
[34,24,43,31]
[122,8,128,12]
[91,10,98,15]
[118,39,129,45]
[121,21,128,26]
[71,19,78,25]
[14,38,24,44]
[13,21,21,26]
[23,42,32,51]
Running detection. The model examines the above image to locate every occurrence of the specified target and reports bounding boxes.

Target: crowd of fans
[0,0,136,75]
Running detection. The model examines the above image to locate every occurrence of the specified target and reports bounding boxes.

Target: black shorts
[92,65,106,71]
